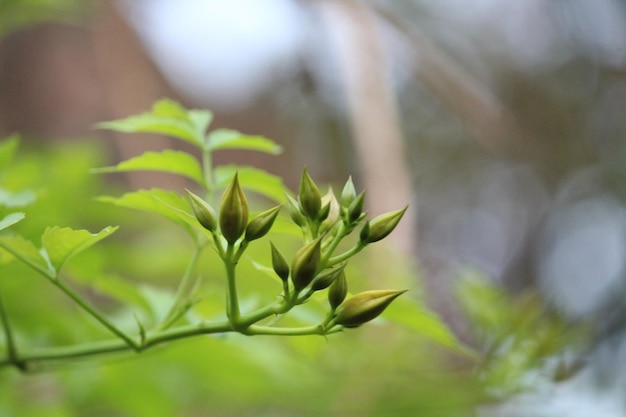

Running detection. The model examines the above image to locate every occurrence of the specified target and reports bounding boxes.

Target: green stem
[0,293,22,369]
[320,222,347,267]
[224,243,241,328]
[159,244,204,330]
[53,279,139,350]
[327,242,366,267]
[0,317,344,371]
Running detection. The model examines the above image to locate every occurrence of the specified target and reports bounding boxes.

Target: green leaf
[93,275,154,318]
[0,235,51,277]
[97,99,212,148]
[41,226,118,274]
[0,212,24,231]
[215,165,285,203]
[91,150,205,185]
[0,134,20,169]
[383,297,478,360]
[0,187,37,208]
[96,188,197,234]
[206,129,282,154]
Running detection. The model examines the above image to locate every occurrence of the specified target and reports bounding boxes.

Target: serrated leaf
[206,128,282,154]
[0,212,24,231]
[0,134,20,169]
[97,99,212,148]
[41,226,118,274]
[96,188,197,234]
[383,297,478,360]
[215,165,285,203]
[0,235,51,277]
[91,150,205,185]
[0,187,37,208]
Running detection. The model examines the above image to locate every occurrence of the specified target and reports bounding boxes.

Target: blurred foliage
[0,0,92,37]
[0,123,484,415]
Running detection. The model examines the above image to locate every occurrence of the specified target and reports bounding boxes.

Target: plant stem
[327,242,365,267]
[0,293,23,369]
[0,317,340,371]
[224,243,241,328]
[320,222,347,267]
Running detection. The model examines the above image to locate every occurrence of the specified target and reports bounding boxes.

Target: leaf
[0,235,51,277]
[0,187,37,208]
[383,297,478,360]
[215,165,285,203]
[97,99,212,148]
[93,275,154,317]
[96,188,197,234]
[0,134,20,169]
[206,128,282,154]
[91,150,205,185]
[0,212,24,231]
[41,226,118,274]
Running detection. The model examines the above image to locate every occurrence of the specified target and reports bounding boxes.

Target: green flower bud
[245,205,281,242]
[219,173,249,244]
[328,270,348,310]
[299,167,321,219]
[359,221,370,242]
[285,193,306,227]
[340,176,357,207]
[335,289,407,328]
[347,192,366,223]
[360,206,408,244]
[270,242,289,281]
[311,262,346,291]
[320,188,340,232]
[290,236,322,291]
[186,189,217,232]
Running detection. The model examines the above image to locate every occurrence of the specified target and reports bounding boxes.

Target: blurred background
[1,0,626,416]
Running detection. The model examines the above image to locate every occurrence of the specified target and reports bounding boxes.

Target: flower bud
[328,270,347,310]
[347,192,365,224]
[335,289,407,328]
[320,188,340,232]
[219,173,249,244]
[360,206,407,244]
[290,236,322,291]
[298,167,321,220]
[311,262,346,291]
[186,189,217,232]
[285,193,306,227]
[245,205,281,242]
[340,176,357,207]
[270,242,289,281]
[359,221,370,242]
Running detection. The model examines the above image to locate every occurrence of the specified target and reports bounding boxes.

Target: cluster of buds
[188,169,408,330]
[187,173,282,247]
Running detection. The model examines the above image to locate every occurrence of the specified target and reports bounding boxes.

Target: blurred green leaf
[0,235,50,277]
[41,226,118,274]
[207,128,282,154]
[215,165,285,203]
[97,99,212,148]
[91,149,205,185]
[96,188,196,235]
[0,212,24,231]
[383,297,477,359]
[0,187,37,208]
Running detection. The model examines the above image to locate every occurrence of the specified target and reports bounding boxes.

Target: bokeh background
[1,1,626,416]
